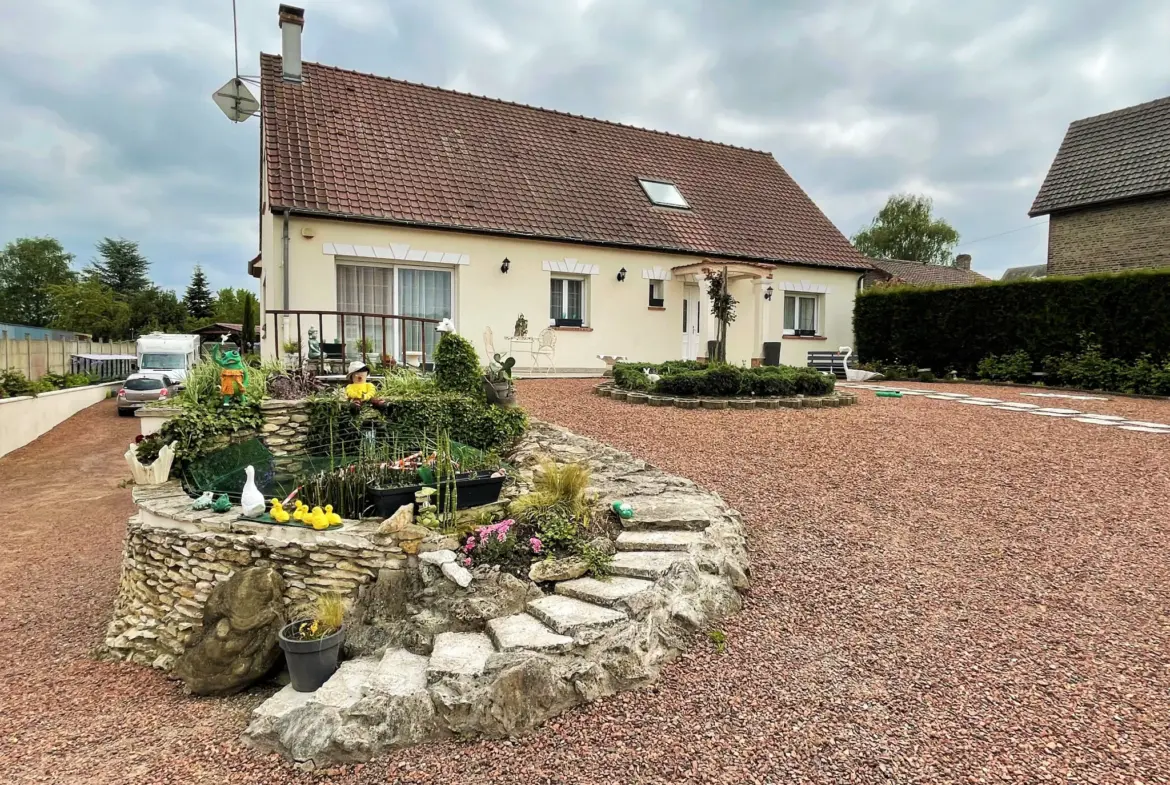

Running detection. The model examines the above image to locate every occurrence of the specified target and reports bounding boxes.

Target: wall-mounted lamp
[764,285,774,301]
[616,267,627,282]
[500,257,510,274]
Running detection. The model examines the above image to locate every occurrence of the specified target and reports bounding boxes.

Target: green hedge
[854,269,1170,375]
[307,391,527,454]
[613,361,834,398]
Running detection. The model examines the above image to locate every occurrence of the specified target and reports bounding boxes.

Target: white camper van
[136,333,201,382]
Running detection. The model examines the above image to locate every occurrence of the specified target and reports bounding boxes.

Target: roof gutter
[270,205,873,273]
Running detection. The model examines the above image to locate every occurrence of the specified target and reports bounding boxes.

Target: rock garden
[599,360,858,410]
[102,333,749,765]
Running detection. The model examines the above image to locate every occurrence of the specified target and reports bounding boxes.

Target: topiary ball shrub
[695,364,743,396]
[434,331,484,399]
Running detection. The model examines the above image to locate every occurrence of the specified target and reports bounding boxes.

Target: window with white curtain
[550,276,586,325]
[783,294,819,335]
[336,264,452,362]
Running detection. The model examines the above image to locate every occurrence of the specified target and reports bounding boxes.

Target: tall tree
[212,287,260,324]
[86,237,151,295]
[0,237,77,327]
[184,265,215,320]
[130,287,188,336]
[240,292,257,353]
[48,280,132,340]
[851,194,960,265]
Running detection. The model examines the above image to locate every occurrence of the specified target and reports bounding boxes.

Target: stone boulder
[172,567,286,696]
[528,557,589,583]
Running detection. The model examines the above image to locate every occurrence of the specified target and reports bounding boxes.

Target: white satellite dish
[212,77,259,122]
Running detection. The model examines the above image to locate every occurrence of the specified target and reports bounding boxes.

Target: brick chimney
[279,5,304,82]
[954,253,972,271]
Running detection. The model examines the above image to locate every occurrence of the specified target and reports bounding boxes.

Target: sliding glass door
[398,268,451,363]
[336,263,453,364]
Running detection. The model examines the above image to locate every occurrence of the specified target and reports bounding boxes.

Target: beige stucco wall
[0,382,121,458]
[259,214,862,371]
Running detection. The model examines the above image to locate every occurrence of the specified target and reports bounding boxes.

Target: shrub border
[593,382,858,410]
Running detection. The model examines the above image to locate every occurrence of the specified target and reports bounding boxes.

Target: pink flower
[464,537,477,552]
[529,537,542,554]
[462,557,472,567]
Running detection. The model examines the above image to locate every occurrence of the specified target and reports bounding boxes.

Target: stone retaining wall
[100,482,406,670]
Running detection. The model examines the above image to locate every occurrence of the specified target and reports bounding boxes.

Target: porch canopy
[670,260,775,283]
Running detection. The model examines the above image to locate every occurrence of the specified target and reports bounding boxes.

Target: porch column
[752,278,771,366]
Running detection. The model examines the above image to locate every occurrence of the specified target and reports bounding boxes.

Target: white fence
[1,333,136,381]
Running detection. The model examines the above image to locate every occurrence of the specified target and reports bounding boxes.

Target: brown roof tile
[260,54,871,270]
[1029,95,1170,216]
[866,258,988,287]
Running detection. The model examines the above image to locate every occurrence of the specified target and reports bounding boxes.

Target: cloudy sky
[2,0,1168,292]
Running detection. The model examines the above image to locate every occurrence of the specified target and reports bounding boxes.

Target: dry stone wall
[100,483,406,671]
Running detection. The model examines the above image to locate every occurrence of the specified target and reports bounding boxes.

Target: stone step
[487,613,575,653]
[426,632,495,680]
[527,594,627,635]
[609,551,687,580]
[556,576,654,608]
[623,494,719,531]
[365,648,429,696]
[616,530,704,552]
[316,658,380,708]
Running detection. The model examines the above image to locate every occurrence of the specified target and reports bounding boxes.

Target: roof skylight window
[639,179,690,208]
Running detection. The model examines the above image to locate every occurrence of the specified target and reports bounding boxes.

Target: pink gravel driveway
[2,384,1168,784]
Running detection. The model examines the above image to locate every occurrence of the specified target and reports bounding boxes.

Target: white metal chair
[483,326,497,360]
[532,328,557,374]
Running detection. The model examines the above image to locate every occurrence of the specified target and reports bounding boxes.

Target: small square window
[783,294,819,335]
[648,279,665,308]
[550,276,587,327]
[639,179,689,208]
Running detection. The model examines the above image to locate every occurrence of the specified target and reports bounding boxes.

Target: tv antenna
[212,0,259,122]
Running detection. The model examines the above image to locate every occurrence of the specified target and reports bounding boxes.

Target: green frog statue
[210,337,250,406]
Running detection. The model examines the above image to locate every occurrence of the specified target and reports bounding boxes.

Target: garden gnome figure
[345,361,386,412]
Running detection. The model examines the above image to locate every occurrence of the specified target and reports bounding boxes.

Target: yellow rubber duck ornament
[325,504,342,526]
[269,498,290,523]
[308,506,329,530]
[292,500,308,522]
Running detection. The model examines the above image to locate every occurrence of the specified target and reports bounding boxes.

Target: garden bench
[806,347,883,382]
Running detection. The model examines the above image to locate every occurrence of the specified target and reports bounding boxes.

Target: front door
[681,284,700,360]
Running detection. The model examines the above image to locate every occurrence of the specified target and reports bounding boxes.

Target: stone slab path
[840,382,1170,434]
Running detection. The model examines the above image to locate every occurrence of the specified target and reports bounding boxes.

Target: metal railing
[266,309,441,373]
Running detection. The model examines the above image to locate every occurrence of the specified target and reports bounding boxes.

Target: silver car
[117,373,180,416]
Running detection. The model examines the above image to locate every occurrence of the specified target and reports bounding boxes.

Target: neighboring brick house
[1029,96,1170,277]
[862,254,987,289]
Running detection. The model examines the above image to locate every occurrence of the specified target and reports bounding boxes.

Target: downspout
[281,210,291,309]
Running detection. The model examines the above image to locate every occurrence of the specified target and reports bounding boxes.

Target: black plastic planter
[438,470,507,510]
[278,621,344,692]
[368,484,423,518]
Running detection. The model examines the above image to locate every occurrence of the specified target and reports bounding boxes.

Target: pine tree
[86,237,151,295]
[184,265,215,320]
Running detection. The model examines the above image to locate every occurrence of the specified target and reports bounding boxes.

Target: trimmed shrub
[307,391,526,453]
[976,350,1033,383]
[696,365,743,396]
[612,365,651,391]
[649,364,834,398]
[434,332,483,399]
[854,268,1170,375]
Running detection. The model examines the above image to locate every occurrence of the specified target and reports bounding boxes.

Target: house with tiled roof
[862,255,987,289]
[1030,95,1170,277]
[253,5,873,370]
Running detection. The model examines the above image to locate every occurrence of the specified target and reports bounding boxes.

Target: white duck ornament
[240,465,265,516]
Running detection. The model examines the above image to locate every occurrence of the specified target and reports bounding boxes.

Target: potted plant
[483,353,516,406]
[281,339,302,369]
[278,592,346,692]
[513,313,528,339]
